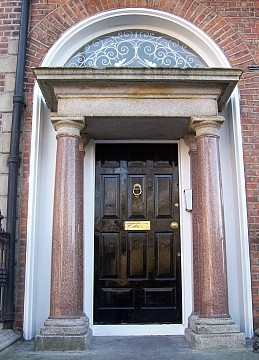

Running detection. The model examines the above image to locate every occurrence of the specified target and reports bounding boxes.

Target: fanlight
[65,30,207,68]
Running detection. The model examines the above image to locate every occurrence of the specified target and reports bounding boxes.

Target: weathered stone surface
[0,328,21,352]
[193,317,236,325]
[193,323,241,334]
[0,154,8,174]
[58,97,217,118]
[185,315,246,350]
[8,38,19,55]
[185,328,246,350]
[0,133,11,152]
[0,174,8,196]
[0,55,17,73]
[0,196,7,223]
[34,332,92,352]
[5,73,16,92]
[0,93,13,112]
[34,67,242,114]
[33,67,241,140]
[34,317,92,351]
[1,113,12,133]
[40,318,89,336]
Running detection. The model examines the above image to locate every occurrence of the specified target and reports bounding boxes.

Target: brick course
[1,0,258,332]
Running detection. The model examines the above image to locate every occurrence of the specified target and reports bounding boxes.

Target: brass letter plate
[124,221,150,231]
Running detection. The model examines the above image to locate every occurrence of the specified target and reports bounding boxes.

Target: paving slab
[0,336,257,360]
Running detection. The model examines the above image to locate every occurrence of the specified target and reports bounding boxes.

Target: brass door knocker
[132,183,142,197]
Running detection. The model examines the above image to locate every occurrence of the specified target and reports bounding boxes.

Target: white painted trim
[24,8,253,339]
[84,140,95,329]
[178,139,193,331]
[93,324,185,336]
[23,85,42,339]
[229,89,253,338]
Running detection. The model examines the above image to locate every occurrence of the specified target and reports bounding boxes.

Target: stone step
[0,329,21,352]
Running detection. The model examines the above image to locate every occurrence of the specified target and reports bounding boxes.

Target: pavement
[0,336,258,360]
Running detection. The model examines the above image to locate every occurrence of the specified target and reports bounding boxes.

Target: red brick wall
[0,1,21,55]
[3,0,259,332]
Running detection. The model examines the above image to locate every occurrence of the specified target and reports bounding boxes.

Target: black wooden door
[94,144,181,324]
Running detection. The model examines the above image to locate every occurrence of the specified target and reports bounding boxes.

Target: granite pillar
[35,116,92,351]
[184,134,199,315]
[184,116,245,349]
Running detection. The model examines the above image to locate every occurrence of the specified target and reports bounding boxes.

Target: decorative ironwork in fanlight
[65,30,207,68]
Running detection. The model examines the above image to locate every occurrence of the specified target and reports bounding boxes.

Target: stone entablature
[33,68,242,141]
[34,68,242,113]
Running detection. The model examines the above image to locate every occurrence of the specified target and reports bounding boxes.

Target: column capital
[184,133,197,153]
[190,116,225,137]
[51,115,85,138]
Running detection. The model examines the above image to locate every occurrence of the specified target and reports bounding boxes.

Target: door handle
[170,221,179,230]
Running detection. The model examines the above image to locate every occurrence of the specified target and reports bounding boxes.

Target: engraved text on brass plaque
[124,221,150,231]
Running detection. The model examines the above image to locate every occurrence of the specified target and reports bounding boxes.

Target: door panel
[94,144,181,325]
[100,233,119,279]
[128,175,146,218]
[154,175,173,218]
[128,232,147,278]
[101,175,120,218]
[156,233,174,279]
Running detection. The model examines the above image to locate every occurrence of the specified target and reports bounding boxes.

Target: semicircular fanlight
[65,30,207,68]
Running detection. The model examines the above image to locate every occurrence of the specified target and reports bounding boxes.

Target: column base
[185,315,246,350]
[34,316,92,351]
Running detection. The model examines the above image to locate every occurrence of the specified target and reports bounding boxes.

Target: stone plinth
[185,315,246,350]
[34,316,92,351]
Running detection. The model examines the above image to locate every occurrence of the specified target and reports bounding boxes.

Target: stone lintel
[58,98,217,118]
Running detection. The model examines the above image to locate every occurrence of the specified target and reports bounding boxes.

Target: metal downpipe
[5,0,30,328]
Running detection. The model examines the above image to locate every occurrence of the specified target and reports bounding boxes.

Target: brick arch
[27,1,255,72]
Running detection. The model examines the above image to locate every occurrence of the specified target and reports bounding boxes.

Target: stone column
[184,134,199,315]
[185,116,245,350]
[35,116,92,351]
